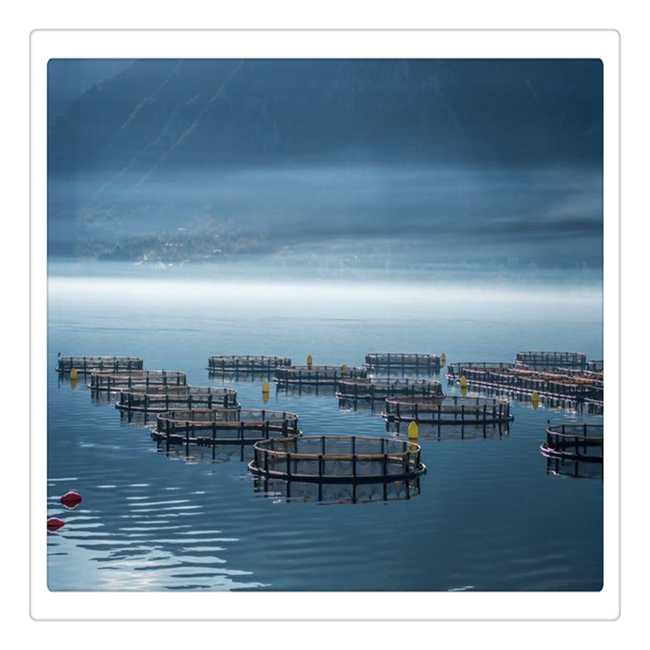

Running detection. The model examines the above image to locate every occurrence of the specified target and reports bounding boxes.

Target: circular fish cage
[253,475,422,504]
[57,355,143,374]
[365,353,441,373]
[248,435,426,483]
[515,351,586,369]
[275,365,367,386]
[207,355,291,373]
[337,378,444,401]
[382,395,513,425]
[153,408,300,446]
[89,370,187,392]
[116,385,239,413]
[540,422,603,462]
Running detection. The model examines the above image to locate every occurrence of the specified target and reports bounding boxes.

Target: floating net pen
[57,355,143,374]
[336,378,444,401]
[117,385,238,413]
[364,353,441,372]
[207,355,291,372]
[382,395,513,425]
[540,422,603,462]
[248,435,426,484]
[153,408,300,446]
[274,365,367,386]
[89,370,187,392]
[515,351,587,369]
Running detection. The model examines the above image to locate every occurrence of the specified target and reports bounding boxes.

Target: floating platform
[248,435,425,483]
[89,370,187,392]
[207,355,291,373]
[336,378,444,401]
[515,351,587,369]
[116,385,238,413]
[153,408,300,446]
[382,395,513,425]
[274,365,367,386]
[56,355,143,374]
[365,353,441,373]
[540,422,603,462]
[253,475,421,504]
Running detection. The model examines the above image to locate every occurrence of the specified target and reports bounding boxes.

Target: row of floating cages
[515,351,587,369]
[152,407,301,446]
[207,355,292,373]
[540,422,603,463]
[446,363,603,405]
[248,435,425,484]
[364,352,441,373]
[89,369,187,392]
[382,395,513,425]
[336,377,444,401]
[116,384,239,415]
[274,364,367,386]
[57,355,144,374]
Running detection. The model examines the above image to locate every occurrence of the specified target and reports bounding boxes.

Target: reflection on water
[48,274,604,591]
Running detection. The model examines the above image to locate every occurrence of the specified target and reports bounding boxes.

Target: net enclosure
[337,378,444,401]
[382,395,513,425]
[541,422,603,462]
[275,365,367,386]
[365,353,441,372]
[207,355,291,372]
[57,355,143,374]
[515,351,587,369]
[153,407,300,445]
[248,435,425,483]
[89,369,187,392]
[117,385,238,413]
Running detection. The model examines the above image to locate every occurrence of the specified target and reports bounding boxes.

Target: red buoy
[47,517,65,532]
[60,491,82,509]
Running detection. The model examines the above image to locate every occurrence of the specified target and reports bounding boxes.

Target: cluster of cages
[89,369,187,392]
[152,407,301,446]
[447,360,603,405]
[248,435,425,483]
[57,355,144,374]
[382,395,514,425]
[117,385,239,414]
[336,378,444,401]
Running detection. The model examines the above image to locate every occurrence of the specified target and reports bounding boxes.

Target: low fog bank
[48,164,603,278]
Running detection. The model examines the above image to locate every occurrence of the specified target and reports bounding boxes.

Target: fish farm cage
[336,378,444,401]
[274,365,368,386]
[89,370,187,392]
[253,475,422,504]
[515,351,587,369]
[540,422,603,462]
[248,435,425,483]
[447,364,603,405]
[365,353,441,373]
[207,355,292,373]
[382,395,513,425]
[56,355,143,374]
[152,408,300,446]
[544,455,603,480]
[116,385,239,414]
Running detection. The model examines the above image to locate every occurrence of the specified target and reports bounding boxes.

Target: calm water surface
[47,277,604,591]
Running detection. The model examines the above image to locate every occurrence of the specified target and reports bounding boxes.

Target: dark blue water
[47,275,603,591]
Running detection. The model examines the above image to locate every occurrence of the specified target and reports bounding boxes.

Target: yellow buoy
[408,421,419,440]
[261,380,270,404]
[306,354,313,369]
[70,377,78,391]
[460,385,468,398]
[440,352,446,368]
[70,368,78,381]
[459,375,467,389]
[341,363,348,375]
[531,390,539,411]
